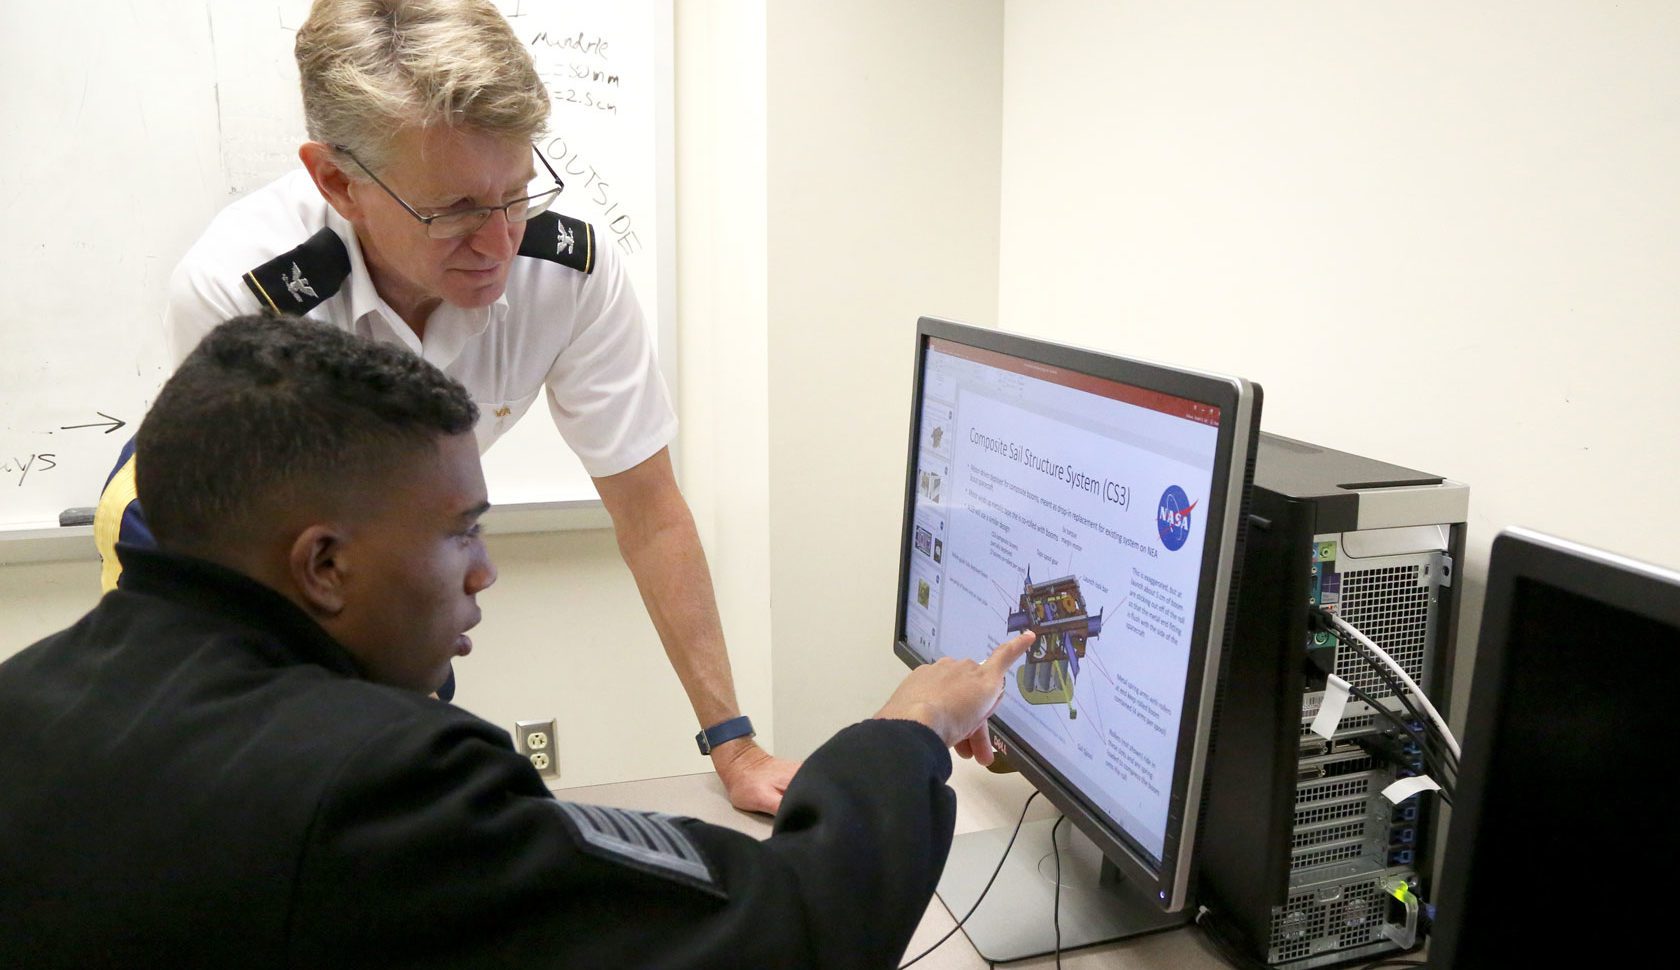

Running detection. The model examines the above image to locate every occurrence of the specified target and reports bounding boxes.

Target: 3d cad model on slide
[1005,567,1105,719]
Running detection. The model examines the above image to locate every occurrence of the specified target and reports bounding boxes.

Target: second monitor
[1429,527,1680,968]
[894,316,1261,960]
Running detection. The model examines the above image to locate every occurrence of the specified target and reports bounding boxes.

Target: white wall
[996,1,1680,714]
[764,1,1006,758]
[451,531,703,787]
[0,558,98,660]
[671,1,776,761]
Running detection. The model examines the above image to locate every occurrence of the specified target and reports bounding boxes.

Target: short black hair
[135,314,479,550]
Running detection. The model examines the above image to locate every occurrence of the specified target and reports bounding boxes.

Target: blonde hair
[295,0,549,171]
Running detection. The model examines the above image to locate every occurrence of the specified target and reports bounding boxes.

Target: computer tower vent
[1334,565,1430,696]
[1299,713,1374,737]
[1269,881,1383,965]
[1294,776,1369,807]
[1294,799,1366,828]
[1291,819,1368,850]
[1290,842,1364,870]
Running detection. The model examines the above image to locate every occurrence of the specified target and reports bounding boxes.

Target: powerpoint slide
[906,552,943,626]
[917,467,944,504]
[911,504,947,564]
[919,380,1216,857]
[921,397,955,460]
[916,451,951,507]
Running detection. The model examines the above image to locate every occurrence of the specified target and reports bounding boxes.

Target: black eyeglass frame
[331,143,566,239]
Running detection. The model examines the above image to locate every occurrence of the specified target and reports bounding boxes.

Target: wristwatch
[695,715,755,755]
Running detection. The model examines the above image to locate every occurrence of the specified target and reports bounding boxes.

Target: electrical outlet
[515,719,559,778]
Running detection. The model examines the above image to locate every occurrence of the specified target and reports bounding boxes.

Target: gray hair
[295,0,549,173]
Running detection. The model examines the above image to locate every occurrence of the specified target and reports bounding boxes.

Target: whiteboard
[0,0,674,530]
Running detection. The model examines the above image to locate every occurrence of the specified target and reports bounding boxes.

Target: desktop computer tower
[1198,433,1468,968]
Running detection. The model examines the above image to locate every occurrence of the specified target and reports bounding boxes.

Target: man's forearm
[613,502,740,729]
[593,449,798,816]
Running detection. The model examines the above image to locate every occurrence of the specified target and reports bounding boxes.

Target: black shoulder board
[518,211,595,274]
[242,228,351,316]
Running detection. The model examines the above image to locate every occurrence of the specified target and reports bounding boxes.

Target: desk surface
[561,758,1233,968]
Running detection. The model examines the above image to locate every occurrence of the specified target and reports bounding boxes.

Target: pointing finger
[985,631,1035,674]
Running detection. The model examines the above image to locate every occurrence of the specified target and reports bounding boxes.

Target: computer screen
[1429,527,1680,967]
[894,317,1260,939]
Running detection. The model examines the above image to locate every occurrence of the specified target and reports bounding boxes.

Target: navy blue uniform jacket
[0,548,956,968]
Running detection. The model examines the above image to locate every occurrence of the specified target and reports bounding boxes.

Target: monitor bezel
[892,315,1260,913]
[1428,526,1680,967]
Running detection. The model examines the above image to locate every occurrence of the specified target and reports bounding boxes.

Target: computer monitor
[893,316,1261,960]
[1429,527,1680,967]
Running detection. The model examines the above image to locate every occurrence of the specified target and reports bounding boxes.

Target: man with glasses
[94,0,798,814]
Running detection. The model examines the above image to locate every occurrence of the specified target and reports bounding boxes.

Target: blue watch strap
[695,715,755,755]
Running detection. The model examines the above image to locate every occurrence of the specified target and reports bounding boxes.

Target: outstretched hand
[710,632,1033,810]
[875,631,1035,766]
[711,738,801,816]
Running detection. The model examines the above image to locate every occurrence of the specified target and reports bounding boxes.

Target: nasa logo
[1157,485,1198,552]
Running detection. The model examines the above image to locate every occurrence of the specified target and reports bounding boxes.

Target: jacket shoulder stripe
[552,801,723,897]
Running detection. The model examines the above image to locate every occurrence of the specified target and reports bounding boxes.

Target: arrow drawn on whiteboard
[60,412,127,434]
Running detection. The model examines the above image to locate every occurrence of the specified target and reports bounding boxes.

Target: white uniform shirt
[165,169,676,478]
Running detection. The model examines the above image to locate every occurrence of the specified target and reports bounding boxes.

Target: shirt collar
[323,206,506,368]
[326,205,419,353]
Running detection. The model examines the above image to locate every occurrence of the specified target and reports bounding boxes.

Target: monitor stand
[934,818,1189,963]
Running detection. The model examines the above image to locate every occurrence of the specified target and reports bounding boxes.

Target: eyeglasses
[333,144,566,240]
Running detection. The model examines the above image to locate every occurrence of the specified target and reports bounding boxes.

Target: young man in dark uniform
[0,315,1032,968]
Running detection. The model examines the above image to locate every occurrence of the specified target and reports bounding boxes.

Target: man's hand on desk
[712,738,801,815]
[875,631,1035,768]
[706,631,1034,814]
